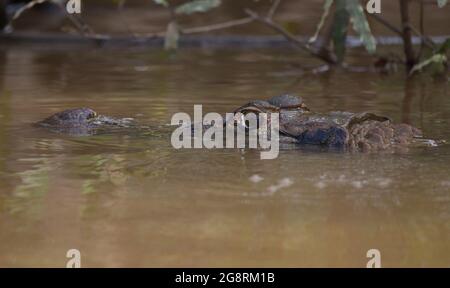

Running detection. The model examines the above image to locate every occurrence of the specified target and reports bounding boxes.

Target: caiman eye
[300,103,310,111]
[89,111,97,119]
[237,111,261,130]
[240,114,250,129]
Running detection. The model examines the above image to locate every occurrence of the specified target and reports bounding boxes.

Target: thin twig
[369,12,435,49]
[182,17,254,34]
[244,9,336,64]
[368,13,403,36]
[267,0,281,19]
[11,0,48,21]
[244,9,307,49]
[309,0,333,44]
[418,0,425,60]
[66,15,93,35]
[409,25,436,49]
[8,0,95,36]
[145,1,273,39]
[117,0,137,37]
[400,0,416,69]
[141,17,254,38]
[50,0,96,36]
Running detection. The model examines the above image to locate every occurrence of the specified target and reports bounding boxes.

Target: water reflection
[0,47,448,267]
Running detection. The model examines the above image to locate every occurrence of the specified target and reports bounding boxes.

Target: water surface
[0,47,449,267]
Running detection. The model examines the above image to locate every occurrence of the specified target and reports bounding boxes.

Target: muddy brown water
[0,47,449,267]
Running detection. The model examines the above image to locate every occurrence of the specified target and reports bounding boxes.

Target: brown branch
[267,0,282,19]
[10,0,48,21]
[400,0,416,69]
[117,0,137,37]
[47,0,96,36]
[138,17,255,40]
[7,0,96,37]
[65,14,94,36]
[409,25,436,49]
[368,13,403,36]
[418,0,425,60]
[182,17,254,34]
[369,12,435,49]
[0,0,7,30]
[244,9,337,64]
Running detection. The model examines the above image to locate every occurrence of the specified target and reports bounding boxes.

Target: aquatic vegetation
[1,1,448,74]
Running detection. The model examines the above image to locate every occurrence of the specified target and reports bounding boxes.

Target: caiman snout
[39,107,99,127]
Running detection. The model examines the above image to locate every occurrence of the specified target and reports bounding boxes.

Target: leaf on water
[175,0,221,15]
[437,0,448,8]
[409,54,447,75]
[153,0,169,7]
[346,0,376,54]
[332,0,350,63]
[164,21,179,51]
[309,0,334,44]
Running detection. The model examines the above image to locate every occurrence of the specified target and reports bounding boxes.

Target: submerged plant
[311,0,448,74]
[311,0,376,63]
[1,0,448,75]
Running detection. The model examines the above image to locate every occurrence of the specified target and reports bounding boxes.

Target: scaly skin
[37,107,134,135]
[37,95,425,150]
[233,94,423,151]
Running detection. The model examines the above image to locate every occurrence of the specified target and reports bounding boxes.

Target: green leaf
[332,0,350,63]
[175,0,221,15]
[164,21,179,51]
[437,37,450,54]
[346,0,376,54]
[309,0,334,44]
[153,0,169,7]
[409,54,447,75]
[437,0,447,8]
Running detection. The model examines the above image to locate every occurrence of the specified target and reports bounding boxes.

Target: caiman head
[231,94,425,150]
[233,94,309,115]
[37,107,134,135]
[230,94,310,132]
[38,108,99,128]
